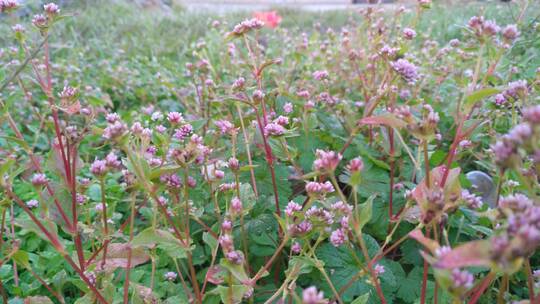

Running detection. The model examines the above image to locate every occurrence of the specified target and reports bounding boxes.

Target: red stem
[10,204,19,286]
[420,227,430,304]
[388,127,395,218]
[123,196,136,304]
[86,199,147,267]
[254,109,281,216]
[6,105,73,232]
[44,35,71,186]
[29,267,65,303]
[440,123,463,187]
[99,178,110,270]
[525,259,536,303]
[5,188,109,303]
[468,272,495,304]
[70,145,86,270]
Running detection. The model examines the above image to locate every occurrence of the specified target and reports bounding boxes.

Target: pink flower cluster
[391,59,419,84]
[231,18,264,36]
[313,149,342,172]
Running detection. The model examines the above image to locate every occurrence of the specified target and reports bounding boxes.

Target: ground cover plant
[1,0,540,303]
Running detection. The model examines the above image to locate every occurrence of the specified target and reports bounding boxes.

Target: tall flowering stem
[241,32,282,217]
[123,194,136,304]
[388,127,395,218]
[254,106,281,216]
[99,178,109,269]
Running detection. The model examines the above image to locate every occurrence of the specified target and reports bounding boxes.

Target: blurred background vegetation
[1,0,538,111]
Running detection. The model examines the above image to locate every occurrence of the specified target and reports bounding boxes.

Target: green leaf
[351,293,370,304]
[0,136,30,150]
[93,243,150,271]
[14,216,60,244]
[87,184,102,202]
[210,285,250,304]
[203,231,218,252]
[132,227,189,259]
[288,256,318,277]
[12,250,31,269]
[22,296,54,304]
[165,295,189,304]
[356,194,376,232]
[396,267,425,302]
[315,237,383,302]
[131,282,160,304]
[239,183,256,211]
[220,259,249,283]
[463,87,499,111]
[359,114,407,129]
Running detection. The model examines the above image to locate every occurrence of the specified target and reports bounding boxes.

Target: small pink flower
[167,112,184,124]
[32,14,47,28]
[0,0,20,13]
[391,59,419,84]
[26,199,39,209]
[502,24,519,41]
[76,194,87,205]
[285,201,302,217]
[435,246,452,258]
[231,18,264,35]
[31,173,48,186]
[347,157,364,173]
[164,271,177,281]
[155,125,167,133]
[215,120,236,135]
[403,27,417,40]
[214,169,225,180]
[157,196,168,206]
[95,203,105,212]
[228,157,239,171]
[252,90,265,101]
[226,250,244,264]
[374,264,385,275]
[12,24,24,33]
[231,196,242,214]
[187,176,197,188]
[264,123,286,136]
[103,121,127,140]
[274,115,289,126]
[105,113,120,123]
[459,140,472,149]
[105,152,121,169]
[219,235,233,251]
[302,286,328,304]
[283,102,293,114]
[312,70,329,81]
[222,219,232,232]
[313,150,342,172]
[291,242,302,254]
[151,111,163,121]
[451,269,474,289]
[174,124,193,140]
[297,90,310,99]
[305,181,334,196]
[482,20,500,37]
[331,201,353,215]
[330,229,347,247]
[90,159,107,176]
[232,77,245,90]
[43,3,60,15]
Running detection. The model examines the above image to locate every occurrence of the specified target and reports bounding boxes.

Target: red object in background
[253,11,282,28]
